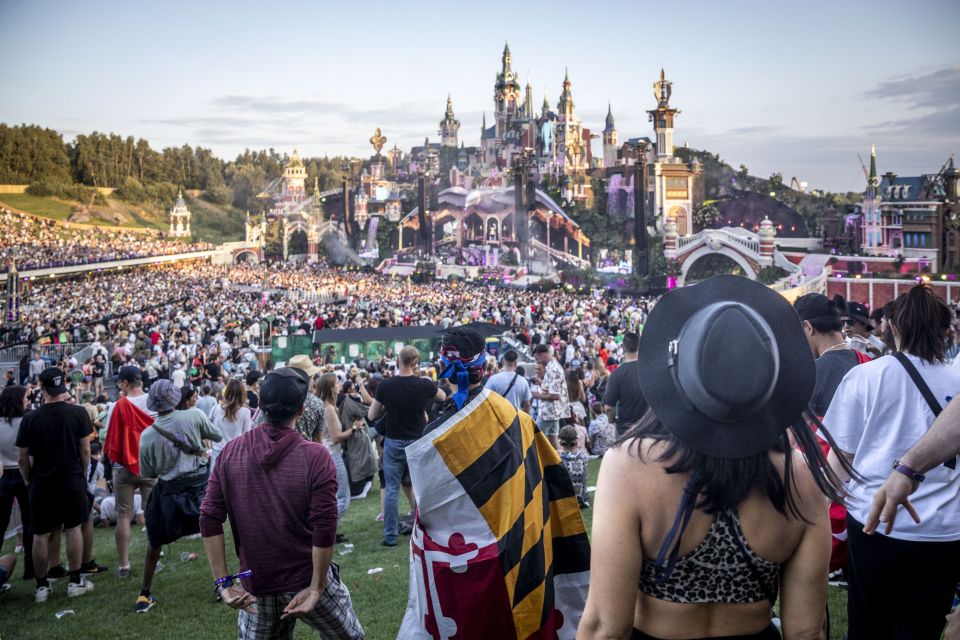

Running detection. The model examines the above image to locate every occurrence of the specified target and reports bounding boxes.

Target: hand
[863,472,921,535]
[281,587,322,620]
[220,584,258,613]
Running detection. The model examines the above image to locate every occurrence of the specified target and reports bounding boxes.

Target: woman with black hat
[579,276,851,640]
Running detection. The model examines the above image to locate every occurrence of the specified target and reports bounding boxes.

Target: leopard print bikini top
[638,509,780,604]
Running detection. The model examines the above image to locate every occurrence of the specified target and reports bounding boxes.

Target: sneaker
[135,593,158,613]
[827,570,848,590]
[80,560,109,576]
[67,578,94,598]
[45,565,66,581]
[35,585,51,604]
[380,540,397,548]
[116,565,132,578]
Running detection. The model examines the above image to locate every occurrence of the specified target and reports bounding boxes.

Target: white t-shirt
[824,353,960,542]
[171,368,186,388]
[210,405,253,452]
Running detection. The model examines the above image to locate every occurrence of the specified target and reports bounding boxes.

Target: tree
[769,172,784,191]
[693,202,720,228]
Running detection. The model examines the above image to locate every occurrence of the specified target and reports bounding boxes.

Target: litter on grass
[367,567,384,575]
[55,610,75,620]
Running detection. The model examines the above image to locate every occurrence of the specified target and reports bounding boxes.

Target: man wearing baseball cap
[134,379,221,613]
[16,368,96,603]
[201,368,363,638]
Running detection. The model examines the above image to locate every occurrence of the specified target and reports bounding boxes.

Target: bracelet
[893,459,925,483]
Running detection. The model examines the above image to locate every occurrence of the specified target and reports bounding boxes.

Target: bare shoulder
[599,437,668,482]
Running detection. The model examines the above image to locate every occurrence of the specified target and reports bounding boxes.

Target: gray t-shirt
[603,360,648,428]
[486,370,532,411]
[0,417,22,469]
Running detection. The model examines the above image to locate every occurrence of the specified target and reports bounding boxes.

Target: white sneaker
[35,585,51,603]
[67,578,94,598]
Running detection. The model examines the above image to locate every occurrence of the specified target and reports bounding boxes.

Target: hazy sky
[1,0,957,193]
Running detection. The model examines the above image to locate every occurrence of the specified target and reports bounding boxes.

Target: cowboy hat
[637,275,815,459]
[287,354,322,377]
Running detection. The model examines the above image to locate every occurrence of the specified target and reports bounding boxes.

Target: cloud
[862,66,960,137]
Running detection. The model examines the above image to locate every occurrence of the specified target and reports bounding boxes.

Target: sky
[1,0,957,193]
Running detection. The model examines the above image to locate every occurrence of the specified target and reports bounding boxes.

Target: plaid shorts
[237,563,363,640]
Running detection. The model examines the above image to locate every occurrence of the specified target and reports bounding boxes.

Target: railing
[530,238,591,270]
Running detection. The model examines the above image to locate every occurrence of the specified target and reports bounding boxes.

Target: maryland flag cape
[399,388,590,640]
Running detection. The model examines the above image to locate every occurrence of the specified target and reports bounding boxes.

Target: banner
[399,389,590,639]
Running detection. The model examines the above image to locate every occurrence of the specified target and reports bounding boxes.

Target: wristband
[893,459,925,483]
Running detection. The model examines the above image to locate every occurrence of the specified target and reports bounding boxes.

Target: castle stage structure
[389,185,590,275]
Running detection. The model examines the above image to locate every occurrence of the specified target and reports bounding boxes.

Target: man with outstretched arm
[200,367,363,640]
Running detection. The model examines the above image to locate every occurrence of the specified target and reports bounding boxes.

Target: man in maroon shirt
[200,367,363,639]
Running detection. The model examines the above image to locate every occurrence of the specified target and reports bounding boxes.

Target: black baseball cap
[39,367,68,395]
[842,301,873,331]
[259,367,310,420]
[794,293,836,323]
[117,365,142,383]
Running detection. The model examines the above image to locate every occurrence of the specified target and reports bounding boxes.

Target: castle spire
[869,143,878,186]
[481,111,487,140]
[445,93,454,118]
[605,102,615,131]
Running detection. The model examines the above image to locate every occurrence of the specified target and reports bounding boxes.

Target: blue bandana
[438,350,487,410]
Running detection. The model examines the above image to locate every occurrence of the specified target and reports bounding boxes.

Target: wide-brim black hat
[637,275,815,459]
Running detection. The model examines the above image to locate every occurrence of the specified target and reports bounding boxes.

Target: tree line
[0,123,356,212]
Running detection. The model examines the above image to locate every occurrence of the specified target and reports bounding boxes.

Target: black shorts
[28,476,90,535]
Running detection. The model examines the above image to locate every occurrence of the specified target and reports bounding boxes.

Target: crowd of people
[0,207,213,273]
[0,246,958,638]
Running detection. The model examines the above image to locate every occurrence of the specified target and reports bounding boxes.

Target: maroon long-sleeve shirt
[200,421,338,597]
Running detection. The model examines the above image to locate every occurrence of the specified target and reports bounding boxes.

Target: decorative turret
[647,69,681,159]
[439,94,460,149]
[481,112,487,140]
[663,216,679,257]
[281,148,307,201]
[541,93,550,117]
[557,68,575,117]
[523,78,534,118]
[861,144,883,249]
[758,216,776,264]
[168,189,192,238]
[602,102,618,168]
[494,42,521,139]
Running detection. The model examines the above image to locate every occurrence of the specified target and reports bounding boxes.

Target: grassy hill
[0,192,245,244]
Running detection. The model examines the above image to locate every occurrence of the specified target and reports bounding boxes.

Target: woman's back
[585,438,829,640]
[212,405,252,448]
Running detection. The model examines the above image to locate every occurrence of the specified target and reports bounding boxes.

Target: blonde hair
[315,373,339,405]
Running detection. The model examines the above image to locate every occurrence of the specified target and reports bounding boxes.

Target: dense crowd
[0,247,958,638]
[0,208,214,273]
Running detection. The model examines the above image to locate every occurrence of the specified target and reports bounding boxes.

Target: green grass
[0,461,848,639]
[0,194,75,220]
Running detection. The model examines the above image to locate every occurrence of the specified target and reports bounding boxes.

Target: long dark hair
[890,284,950,363]
[0,386,26,424]
[622,408,856,521]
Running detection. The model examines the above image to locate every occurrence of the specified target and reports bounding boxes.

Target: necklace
[820,342,849,356]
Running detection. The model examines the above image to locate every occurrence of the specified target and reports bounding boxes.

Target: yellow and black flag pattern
[401,388,590,640]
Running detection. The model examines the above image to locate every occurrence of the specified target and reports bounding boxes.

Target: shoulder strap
[151,422,206,457]
[892,352,956,470]
[726,511,779,604]
[502,372,520,397]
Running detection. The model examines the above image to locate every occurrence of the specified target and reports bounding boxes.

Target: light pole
[633,143,649,279]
